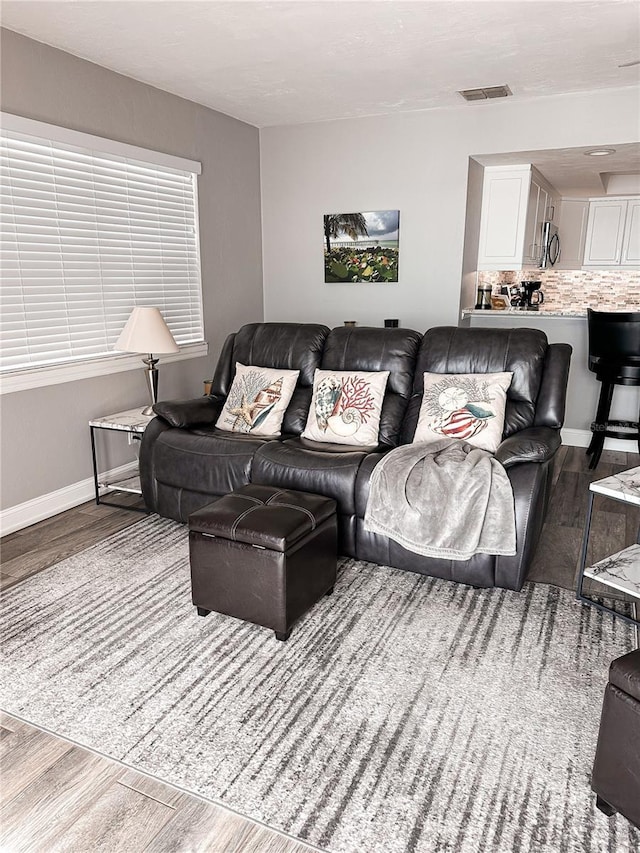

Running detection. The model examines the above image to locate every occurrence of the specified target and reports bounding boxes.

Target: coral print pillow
[302,369,390,446]
[413,372,513,453]
[216,363,300,436]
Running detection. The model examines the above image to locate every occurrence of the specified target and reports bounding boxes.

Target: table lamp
[115,307,179,415]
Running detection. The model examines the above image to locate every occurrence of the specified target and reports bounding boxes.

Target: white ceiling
[3,0,639,197]
[1,0,639,128]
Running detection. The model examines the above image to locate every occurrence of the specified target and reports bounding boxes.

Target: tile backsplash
[477,269,640,312]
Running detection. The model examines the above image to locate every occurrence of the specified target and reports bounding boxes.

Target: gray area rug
[2,516,638,853]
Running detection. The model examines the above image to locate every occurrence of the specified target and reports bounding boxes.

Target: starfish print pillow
[215,363,300,436]
[413,371,513,453]
[302,369,390,446]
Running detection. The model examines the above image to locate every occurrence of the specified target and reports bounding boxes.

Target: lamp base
[142,354,159,416]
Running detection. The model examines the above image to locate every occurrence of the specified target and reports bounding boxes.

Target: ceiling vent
[458,85,512,102]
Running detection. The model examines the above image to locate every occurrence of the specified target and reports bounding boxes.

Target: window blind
[0,124,204,373]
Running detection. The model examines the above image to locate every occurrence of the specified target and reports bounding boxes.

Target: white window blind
[0,118,204,374]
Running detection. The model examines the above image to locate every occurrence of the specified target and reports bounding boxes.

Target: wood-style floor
[528,445,640,591]
[0,710,318,853]
[1,446,638,852]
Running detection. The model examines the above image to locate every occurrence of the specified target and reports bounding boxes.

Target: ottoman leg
[596,796,616,817]
[275,629,291,642]
[197,607,211,617]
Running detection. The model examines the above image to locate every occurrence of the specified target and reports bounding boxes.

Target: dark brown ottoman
[189,484,337,641]
[592,648,640,828]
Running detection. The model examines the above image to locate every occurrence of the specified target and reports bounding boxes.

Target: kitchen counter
[461,308,586,319]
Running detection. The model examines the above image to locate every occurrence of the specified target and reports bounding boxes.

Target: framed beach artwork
[323,210,400,283]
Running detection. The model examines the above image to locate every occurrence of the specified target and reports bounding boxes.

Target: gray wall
[260,86,639,331]
[0,29,264,510]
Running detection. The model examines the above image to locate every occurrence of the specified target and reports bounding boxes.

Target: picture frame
[323,210,400,283]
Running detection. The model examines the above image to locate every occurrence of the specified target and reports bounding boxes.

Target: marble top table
[89,408,155,434]
[584,544,640,601]
[89,407,152,512]
[583,466,640,605]
[588,466,640,507]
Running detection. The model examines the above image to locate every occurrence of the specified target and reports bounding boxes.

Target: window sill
[0,342,209,395]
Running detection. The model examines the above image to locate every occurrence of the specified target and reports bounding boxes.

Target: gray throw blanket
[364,438,516,561]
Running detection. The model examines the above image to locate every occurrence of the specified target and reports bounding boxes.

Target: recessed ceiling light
[584,148,617,156]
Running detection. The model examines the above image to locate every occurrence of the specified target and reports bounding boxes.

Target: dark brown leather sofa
[140,322,571,591]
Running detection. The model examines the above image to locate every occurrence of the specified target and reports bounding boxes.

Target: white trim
[1,112,202,174]
[0,461,139,536]
[561,427,638,452]
[0,341,209,395]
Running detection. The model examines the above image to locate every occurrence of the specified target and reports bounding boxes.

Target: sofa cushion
[212,323,330,435]
[216,363,300,436]
[302,369,389,446]
[319,326,422,447]
[152,427,274,497]
[252,437,372,516]
[413,371,513,453]
[402,327,548,442]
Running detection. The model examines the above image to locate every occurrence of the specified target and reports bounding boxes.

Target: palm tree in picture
[324,213,369,252]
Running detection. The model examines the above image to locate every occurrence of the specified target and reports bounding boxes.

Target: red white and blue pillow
[413,372,513,453]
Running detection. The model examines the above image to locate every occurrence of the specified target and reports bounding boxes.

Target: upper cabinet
[556,199,589,270]
[477,165,559,270]
[583,197,640,268]
[621,199,640,265]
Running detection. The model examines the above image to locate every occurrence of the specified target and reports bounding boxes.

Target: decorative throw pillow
[302,369,390,446]
[413,371,513,453]
[216,363,300,436]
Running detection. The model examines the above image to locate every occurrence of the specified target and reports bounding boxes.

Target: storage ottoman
[189,484,338,640]
[591,648,640,828]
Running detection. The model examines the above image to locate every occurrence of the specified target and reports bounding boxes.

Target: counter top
[461,308,586,319]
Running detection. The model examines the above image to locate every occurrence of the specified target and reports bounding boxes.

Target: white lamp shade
[115,307,180,354]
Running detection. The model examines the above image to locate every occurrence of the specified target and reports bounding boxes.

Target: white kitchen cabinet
[583,197,640,268]
[621,199,640,265]
[477,165,559,270]
[524,181,543,264]
[556,199,589,270]
[583,200,626,265]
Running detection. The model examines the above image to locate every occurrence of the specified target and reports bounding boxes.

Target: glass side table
[89,408,154,512]
[576,466,640,639]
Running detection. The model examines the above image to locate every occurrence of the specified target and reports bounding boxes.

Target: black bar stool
[586,309,640,470]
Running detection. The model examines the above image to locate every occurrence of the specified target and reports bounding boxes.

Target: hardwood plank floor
[1,447,638,851]
[526,445,640,589]
[0,713,320,853]
[0,496,144,589]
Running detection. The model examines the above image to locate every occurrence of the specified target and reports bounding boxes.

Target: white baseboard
[561,428,638,452]
[0,461,139,536]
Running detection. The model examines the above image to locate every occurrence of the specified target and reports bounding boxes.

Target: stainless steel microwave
[539,221,560,268]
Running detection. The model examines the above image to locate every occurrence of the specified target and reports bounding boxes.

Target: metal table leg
[576,491,595,603]
[90,425,100,505]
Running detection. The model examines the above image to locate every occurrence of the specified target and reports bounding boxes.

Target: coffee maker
[521,280,544,310]
[475,283,492,310]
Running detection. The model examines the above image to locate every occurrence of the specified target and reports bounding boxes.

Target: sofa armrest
[495,427,561,469]
[152,396,224,428]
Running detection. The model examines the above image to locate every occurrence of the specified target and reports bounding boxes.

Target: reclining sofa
[140,322,571,591]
